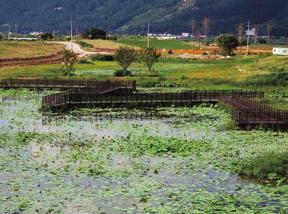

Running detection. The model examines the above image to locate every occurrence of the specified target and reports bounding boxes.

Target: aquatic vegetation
[0,89,288,213]
[237,150,288,184]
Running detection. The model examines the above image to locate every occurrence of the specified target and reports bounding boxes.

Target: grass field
[116,36,193,50]
[0,41,63,59]
[81,39,134,50]
[1,54,287,109]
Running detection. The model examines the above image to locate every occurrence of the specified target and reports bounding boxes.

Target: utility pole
[147,19,150,48]
[246,20,250,56]
[267,22,273,46]
[15,23,18,38]
[70,15,73,51]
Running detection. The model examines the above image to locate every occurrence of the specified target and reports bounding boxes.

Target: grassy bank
[1,54,288,109]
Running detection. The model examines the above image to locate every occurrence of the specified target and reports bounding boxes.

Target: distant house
[11,37,38,41]
[30,32,44,36]
[273,48,288,56]
[181,33,190,38]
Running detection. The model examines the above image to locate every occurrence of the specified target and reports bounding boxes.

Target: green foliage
[114,69,132,77]
[237,151,288,183]
[116,37,193,50]
[90,54,114,61]
[139,48,161,74]
[246,69,288,86]
[78,57,93,64]
[114,46,137,71]
[0,90,288,213]
[61,49,78,76]
[1,1,288,36]
[82,27,107,40]
[76,40,93,48]
[215,34,239,56]
[40,32,53,40]
[115,135,210,157]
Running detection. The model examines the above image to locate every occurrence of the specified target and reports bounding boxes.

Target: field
[0,41,63,59]
[81,39,133,51]
[116,37,193,50]
[0,40,288,213]
[1,54,288,109]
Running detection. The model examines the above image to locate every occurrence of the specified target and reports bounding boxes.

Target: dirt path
[51,42,111,58]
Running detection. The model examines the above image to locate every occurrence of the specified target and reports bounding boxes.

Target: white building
[273,48,288,56]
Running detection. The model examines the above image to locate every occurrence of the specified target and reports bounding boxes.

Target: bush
[81,28,107,40]
[76,41,93,48]
[246,69,288,87]
[90,54,114,61]
[168,50,173,54]
[78,58,93,64]
[236,151,288,183]
[114,70,132,77]
[41,32,53,40]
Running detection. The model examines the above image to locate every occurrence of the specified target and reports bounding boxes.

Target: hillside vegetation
[0,0,288,35]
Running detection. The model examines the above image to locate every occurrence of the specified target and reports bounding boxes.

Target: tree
[114,46,137,71]
[237,23,245,45]
[202,16,210,45]
[41,32,53,40]
[139,48,161,74]
[62,49,78,76]
[191,19,198,50]
[82,28,107,40]
[215,34,239,56]
[267,22,273,45]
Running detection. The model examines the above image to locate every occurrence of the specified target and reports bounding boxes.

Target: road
[50,41,112,58]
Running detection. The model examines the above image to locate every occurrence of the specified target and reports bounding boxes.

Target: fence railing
[221,96,288,128]
[0,79,136,90]
[42,90,264,110]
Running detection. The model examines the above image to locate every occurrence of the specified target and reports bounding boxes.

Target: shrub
[236,150,288,183]
[78,57,93,64]
[90,54,114,61]
[114,70,132,77]
[168,50,173,54]
[246,69,288,87]
[76,40,93,48]
[81,27,107,40]
[41,32,53,40]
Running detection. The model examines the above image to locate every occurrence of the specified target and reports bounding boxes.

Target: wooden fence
[220,96,288,130]
[0,79,136,91]
[42,90,264,110]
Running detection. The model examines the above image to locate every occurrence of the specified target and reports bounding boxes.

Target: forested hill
[0,0,288,36]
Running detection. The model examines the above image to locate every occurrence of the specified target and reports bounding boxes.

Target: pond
[0,89,287,213]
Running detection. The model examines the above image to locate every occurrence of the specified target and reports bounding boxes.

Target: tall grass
[236,150,288,184]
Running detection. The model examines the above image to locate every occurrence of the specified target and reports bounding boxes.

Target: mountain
[0,0,288,36]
